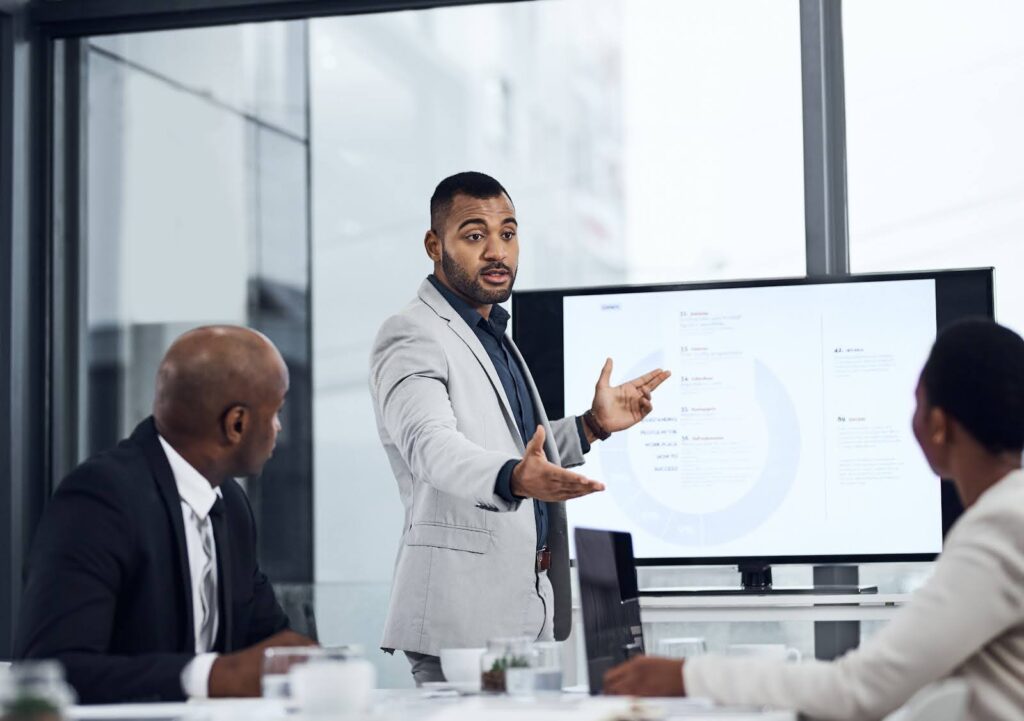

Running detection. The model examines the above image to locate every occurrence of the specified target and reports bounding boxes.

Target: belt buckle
[536,547,551,573]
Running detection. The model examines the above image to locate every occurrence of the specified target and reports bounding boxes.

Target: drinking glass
[261,645,362,699]
[532,642,563,692]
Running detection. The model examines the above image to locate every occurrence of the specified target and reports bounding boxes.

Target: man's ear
[425,229,442,263]
[222,405,249,445]
[930,406,949,447]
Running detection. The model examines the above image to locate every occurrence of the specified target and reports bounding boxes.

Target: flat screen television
[512,269,994,568]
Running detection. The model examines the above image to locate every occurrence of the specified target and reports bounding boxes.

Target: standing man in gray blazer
[370,172,671,684]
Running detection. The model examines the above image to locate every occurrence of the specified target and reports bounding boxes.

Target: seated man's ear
[222,405,250,445]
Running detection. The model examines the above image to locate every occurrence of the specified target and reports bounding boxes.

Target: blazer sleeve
[14,473,193,704]
[370,314,520,511]
[550,416,585,469]
[683,500,1024,720]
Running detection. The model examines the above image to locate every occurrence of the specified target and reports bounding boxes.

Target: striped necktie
[197,500,221,652]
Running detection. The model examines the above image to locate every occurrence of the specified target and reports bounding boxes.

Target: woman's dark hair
[921,319,1024,454]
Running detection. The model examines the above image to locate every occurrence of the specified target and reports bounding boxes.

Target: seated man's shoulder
[218,477,252,514]
[57,435,152,502]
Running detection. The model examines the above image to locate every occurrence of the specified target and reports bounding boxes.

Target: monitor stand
[638,564,878,597]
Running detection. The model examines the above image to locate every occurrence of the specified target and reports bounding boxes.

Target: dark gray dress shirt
[427,275,590,550]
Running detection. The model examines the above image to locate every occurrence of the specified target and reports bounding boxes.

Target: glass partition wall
[83,23,313,589]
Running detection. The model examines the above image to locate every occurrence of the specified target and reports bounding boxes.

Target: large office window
[84,23,312,583]
[844,0,1024,334]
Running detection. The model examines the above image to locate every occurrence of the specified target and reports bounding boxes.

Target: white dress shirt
[158,435,222,699]
[684,469,1024,721]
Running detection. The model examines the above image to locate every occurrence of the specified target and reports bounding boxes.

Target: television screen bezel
[511,267,995,567]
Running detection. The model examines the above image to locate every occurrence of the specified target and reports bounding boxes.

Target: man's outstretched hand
[603,656,686,697]
[589,359,671,438]
[511,425,605,502]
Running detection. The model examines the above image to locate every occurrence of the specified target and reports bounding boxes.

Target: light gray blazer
[369,279,585,656]
[685,469,1024,721]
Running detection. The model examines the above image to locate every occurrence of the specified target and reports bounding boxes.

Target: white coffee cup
[439,647,485,689]
[726,643,802,662]
[289,658,376,715]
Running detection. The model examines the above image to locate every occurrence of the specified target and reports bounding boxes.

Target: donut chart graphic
[602,352,801,547]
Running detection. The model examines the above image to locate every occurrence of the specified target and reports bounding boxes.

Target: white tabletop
[67,690,795,721]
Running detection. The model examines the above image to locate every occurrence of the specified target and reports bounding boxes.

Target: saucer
[421,681,481,695]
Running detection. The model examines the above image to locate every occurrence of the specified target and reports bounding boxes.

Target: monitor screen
[513,269,994,564]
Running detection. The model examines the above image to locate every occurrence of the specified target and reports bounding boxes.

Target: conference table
[65,690,796,721]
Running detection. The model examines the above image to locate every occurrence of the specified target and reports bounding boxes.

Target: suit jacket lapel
[133,416,196,654]
[418,280,523,449]
[210,504,234,653]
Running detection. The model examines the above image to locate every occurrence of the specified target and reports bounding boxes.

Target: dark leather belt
[536,546,551,573]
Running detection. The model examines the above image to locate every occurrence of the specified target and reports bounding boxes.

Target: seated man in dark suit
[15,326,313,703]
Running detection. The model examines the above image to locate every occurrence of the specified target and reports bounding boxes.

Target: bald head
[153,326,288,446]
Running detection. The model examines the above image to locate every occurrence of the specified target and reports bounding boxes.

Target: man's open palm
[591,358,671,433]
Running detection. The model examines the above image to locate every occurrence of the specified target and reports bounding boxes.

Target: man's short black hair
[430,171,513,234]
[921,319,1024,454]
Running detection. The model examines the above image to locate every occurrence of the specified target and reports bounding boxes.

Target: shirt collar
[158,434,221,520]
[427,274,510,337]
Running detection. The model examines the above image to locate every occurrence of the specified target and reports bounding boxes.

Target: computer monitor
[574,527,645,695]
[514,269,994,569]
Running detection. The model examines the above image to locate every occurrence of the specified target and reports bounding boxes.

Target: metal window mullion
[800,0,850,277]
[800,0,858,663]
[50,37,88,485]
[0,6,52,657]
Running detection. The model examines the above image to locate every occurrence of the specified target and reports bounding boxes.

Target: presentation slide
[562,279,942,559]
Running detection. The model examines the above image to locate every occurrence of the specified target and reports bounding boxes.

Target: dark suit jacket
[14,417,289,704]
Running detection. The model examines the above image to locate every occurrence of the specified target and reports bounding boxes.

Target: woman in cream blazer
[605,319,1024,721]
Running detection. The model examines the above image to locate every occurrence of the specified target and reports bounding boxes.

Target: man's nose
[482,235,506,261]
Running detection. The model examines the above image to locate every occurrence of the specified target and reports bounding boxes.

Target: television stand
[638,564,879,597]
[741,562,773,591]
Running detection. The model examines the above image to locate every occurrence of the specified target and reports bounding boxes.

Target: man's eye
[502,231,516,240]
[467,233,483,241]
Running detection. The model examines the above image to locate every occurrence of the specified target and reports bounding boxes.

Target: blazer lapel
[210,499,234,653]
[418,280,523,448]
[132,416,196,654]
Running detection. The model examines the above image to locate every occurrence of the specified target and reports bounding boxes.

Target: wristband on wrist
[583,409,611,441]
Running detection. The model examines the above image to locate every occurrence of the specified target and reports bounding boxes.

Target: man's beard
[441,247,516,306]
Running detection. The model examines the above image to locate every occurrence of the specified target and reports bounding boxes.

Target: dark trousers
[404,651,445,685]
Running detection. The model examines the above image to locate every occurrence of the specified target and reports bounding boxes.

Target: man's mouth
[481,268,510,285]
